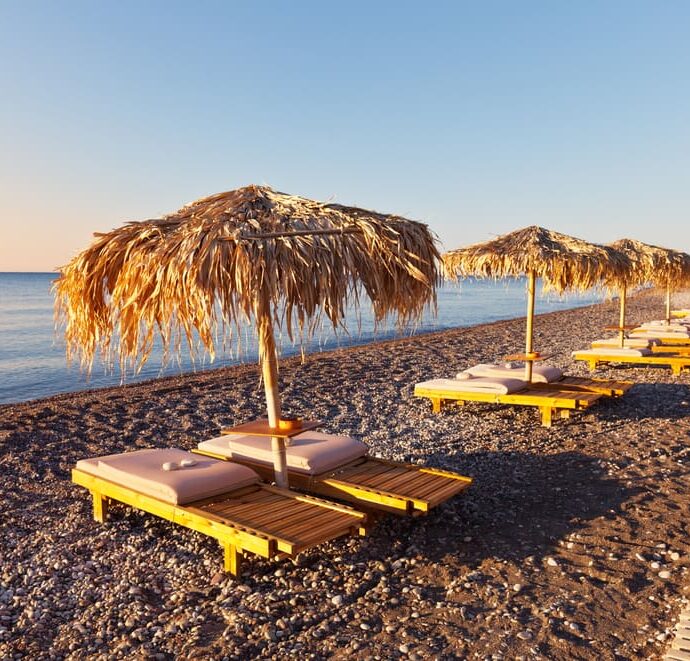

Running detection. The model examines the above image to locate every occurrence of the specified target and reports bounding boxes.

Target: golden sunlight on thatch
[54,185,440,373]
[442,225,634,292]
[609,238,690,290]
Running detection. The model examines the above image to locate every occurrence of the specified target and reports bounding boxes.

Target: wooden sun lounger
[413,382,603,427]
[194,451,472,516]
[649,344,690,355]
[72,469,366,576]
[629,332,690,346]
[591,340,690,356]
[572,351,690,376]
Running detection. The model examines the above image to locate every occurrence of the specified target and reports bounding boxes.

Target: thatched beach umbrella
[443,226,632,381]
[54,185,439,487]
[609,239,690,337]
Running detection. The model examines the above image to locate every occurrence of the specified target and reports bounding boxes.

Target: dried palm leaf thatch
[54,185,439,373]
[442,225,634,292]
[609,238,690,289]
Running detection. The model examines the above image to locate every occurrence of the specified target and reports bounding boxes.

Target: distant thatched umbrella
[443,226,632,380]
[609,239,690,336]
[54,185,439,487]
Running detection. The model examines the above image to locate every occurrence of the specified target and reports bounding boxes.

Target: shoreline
[1,289,689,659]
[2,295,616,412]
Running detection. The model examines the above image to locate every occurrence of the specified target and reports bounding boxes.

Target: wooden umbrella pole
[666,280,672,325]
[619,284,627,348]
[524,271,536,383]
[256,302,289,489]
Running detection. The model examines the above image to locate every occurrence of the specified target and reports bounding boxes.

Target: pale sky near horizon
[1,1,689,271]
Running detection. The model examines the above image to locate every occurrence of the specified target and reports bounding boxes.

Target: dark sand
[1,291,689,660]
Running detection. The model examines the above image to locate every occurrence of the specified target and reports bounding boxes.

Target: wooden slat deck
[72,469,365,575]
[573,351,690,376]
[196,489,359,550]
[325,458,473,512]
[664,605,690,660]
[555,376,633,396]
[195,450,472,515]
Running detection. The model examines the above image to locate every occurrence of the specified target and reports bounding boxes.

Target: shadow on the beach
[596,382,690,423]
[360,449,640,569]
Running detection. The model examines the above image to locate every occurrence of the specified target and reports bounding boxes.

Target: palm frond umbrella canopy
[442,225,632,381]
[609,239,690,338]
[54,185,439,487]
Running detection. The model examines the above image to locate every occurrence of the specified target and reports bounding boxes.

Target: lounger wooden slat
[552,376,633,396]
[422,478,477,508]
[285,509,356,538]
[414,473,468,499]
[200,489,357,537]
[300,456,473,514]
[335,461,397,482]
[254,502,343,533]
[208,490,281,508]
[320,475,432,512]
[72,468,366,576]
[369,469,443,495]
[352,465,409,487]
[278,509,350,541]
[371,468,442,495]
[208,498,315,529]
[331,462,437,493]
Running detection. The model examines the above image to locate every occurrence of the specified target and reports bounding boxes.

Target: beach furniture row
[574,313,690,374]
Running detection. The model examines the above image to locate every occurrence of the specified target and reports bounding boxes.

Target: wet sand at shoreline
[1,290,689,659]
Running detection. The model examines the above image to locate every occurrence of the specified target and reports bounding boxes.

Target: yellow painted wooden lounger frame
[413,383,603,427]
[72,468,366,576]
[193,452,472,516]
[572,351,690,376]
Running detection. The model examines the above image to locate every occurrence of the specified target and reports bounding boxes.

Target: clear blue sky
[1,1,689,271]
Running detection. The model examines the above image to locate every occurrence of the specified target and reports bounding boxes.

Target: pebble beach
[1,290,689,660]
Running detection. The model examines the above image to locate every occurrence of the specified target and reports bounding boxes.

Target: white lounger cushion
[591,337,658,348]
[573,348,652,357]
[76,448,259,505]
[459,363,563,384]
[415,377,526,395]
[198,432,368,476]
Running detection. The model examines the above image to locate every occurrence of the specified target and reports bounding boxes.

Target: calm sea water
[0,272,605,405]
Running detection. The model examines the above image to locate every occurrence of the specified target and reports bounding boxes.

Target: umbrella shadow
[365,449,639,569]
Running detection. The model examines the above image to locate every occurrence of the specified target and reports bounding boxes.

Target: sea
[0,272,606,405]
